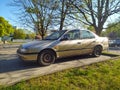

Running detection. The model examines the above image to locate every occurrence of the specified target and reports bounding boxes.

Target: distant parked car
[17,29,108,66]
[109,39,120,47]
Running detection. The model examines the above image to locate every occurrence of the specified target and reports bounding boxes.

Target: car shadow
[55,55,92,63]
[0,54,92,73]
[0,56,38,73]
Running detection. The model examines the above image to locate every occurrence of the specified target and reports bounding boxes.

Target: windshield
[44,30,66,40]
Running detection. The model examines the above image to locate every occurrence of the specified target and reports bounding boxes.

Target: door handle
[77,42,81,44]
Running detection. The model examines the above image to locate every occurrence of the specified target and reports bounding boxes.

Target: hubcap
[95,48,101,56]
[43,53,52,63]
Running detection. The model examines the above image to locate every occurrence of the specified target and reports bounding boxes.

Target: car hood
[21,40,55,49]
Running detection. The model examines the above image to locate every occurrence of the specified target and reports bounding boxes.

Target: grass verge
[0,58,120,90]
[102,51,120,57]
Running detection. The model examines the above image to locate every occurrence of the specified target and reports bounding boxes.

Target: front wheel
[92,46,102,57]
[37,50,56,66]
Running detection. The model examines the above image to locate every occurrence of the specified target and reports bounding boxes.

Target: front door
[56,30,82,58]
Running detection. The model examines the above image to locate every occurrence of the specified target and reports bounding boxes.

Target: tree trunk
[59,0,65,31]
[95,27,102,36]
[59,18,64,30]
[41,34,44,40]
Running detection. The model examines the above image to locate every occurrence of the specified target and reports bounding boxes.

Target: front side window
[64,30,80,40]
[80,30,95,39]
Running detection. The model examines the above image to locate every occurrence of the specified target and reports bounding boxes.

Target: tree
[13,29,26,39]
[52,0,77,30]
[10,0,77,37]
[87,25,95,32]
[70,0,120,35]
[106,21,120,39]
[0,17,14,37]
[26,33,35,39]
[11,0,58,39]
[56,0,72,30]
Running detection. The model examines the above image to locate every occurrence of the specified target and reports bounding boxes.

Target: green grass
[102,51,120,56]
[1,59,120,90]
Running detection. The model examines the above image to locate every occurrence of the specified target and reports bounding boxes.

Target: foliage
[106,21,120,39]
[26,33,35,39]
[13,29,26,39]
[1,59,120,90]
[13,28,35,39]
[87,26,95,32]
[0,17,14,37]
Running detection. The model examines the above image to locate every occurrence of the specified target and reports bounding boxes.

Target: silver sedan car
[17,29,108,66]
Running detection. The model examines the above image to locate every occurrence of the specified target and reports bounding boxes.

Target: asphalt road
[0,48,37,73]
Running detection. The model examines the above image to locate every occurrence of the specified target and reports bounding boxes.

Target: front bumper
[17,50,38,61]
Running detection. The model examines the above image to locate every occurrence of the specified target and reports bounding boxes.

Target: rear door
[79,30,96,54]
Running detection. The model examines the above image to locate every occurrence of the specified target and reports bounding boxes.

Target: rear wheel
[37,50,56,66]
[92,46,102,57]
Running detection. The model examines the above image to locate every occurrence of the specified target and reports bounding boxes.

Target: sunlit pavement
[0,47,119,86]
[108,47,120,55]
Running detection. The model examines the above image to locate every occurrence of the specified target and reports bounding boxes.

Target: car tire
[37,50,56,66]
[92,46,102,57]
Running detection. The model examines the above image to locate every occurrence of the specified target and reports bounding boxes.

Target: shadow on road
[0,56,39,73]
[0,55,92,73]
[55,55,92,63]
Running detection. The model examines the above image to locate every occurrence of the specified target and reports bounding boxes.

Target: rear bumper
[17,51,38,61]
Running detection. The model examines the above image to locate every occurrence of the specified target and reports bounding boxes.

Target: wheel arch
[94,44,103,50]
[38,48,57,60]
[92,44,103,57]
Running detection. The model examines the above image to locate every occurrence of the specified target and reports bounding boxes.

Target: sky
[0,0,33,32]
[0,0,19,27]
[0,0,120,30]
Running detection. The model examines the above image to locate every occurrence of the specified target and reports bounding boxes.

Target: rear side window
[80,30,95,39]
